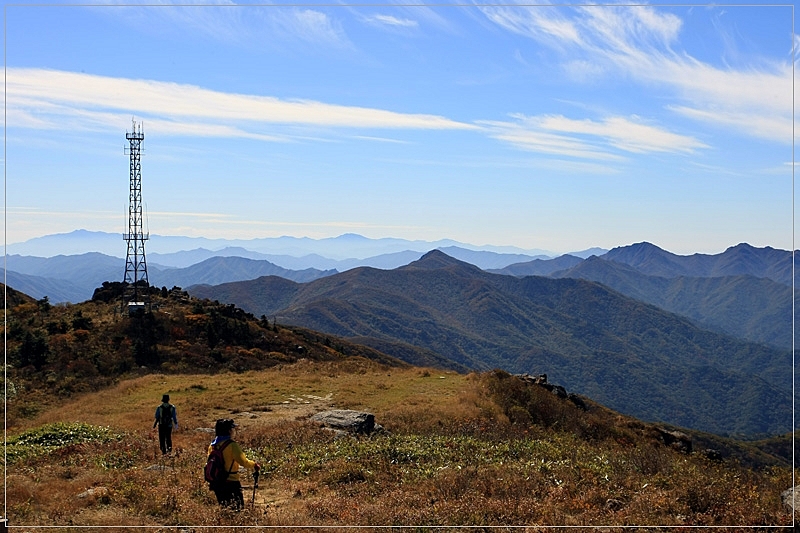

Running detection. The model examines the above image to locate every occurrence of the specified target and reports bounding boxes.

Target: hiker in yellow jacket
[207,418,260,509]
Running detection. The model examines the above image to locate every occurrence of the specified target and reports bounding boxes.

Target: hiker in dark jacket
[153,394,178,455]
[208,418,260,509]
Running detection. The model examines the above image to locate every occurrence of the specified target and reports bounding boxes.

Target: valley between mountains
[190,250,792,438]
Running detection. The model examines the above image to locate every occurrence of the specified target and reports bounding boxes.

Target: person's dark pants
[158,424,173,454]
[214,481,244,509]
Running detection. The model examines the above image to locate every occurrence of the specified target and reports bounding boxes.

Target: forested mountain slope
[550,256,793,349]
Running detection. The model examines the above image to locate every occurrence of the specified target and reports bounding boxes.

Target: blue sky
[3,1,795,255]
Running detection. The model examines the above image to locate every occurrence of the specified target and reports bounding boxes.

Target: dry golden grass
[14,358,472,434]
[2,357,795,530]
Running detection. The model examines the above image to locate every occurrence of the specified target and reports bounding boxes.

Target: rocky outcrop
[516,373,698,455]
[514,373,587,410]
[701,448,723,462]
[655,427,692,454]
[310,409,376,435]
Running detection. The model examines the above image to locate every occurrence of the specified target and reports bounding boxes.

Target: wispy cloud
[479,118,624,161]
[657,59,792,143]
[480,4,582,49]
[274,7,350,47]
[535,114,707,154]
[364,14,419,28]
[355,3,454,34]
[480,3,791,143]
[6,68,478,139]
[102,1,352,50]
[668,105,789,144]
[147,211,236,219]
[478,113,704,160]
[155,217,433,241]
[351,135,411,144]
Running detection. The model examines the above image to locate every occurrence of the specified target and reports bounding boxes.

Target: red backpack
[204,439,233,489]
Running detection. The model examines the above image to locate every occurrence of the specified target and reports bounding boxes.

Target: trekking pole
[251,468,260,507]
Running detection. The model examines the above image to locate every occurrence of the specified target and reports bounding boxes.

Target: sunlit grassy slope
[3,358,795,529]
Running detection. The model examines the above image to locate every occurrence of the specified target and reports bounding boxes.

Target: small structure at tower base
[127,301,146,314]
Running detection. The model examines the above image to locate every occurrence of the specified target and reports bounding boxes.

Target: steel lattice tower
[122,119,150,314]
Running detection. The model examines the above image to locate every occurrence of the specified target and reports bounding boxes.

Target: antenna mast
[122,118,150,314]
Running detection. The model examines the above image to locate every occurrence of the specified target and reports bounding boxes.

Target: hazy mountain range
[494,241,794,285]
[8,229,571,261]
[2,253,335,304]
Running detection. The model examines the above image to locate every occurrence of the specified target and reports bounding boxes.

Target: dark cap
[214,418,237,436]
[162,394,170,403]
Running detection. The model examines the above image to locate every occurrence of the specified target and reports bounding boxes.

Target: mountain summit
[401,249,483,273]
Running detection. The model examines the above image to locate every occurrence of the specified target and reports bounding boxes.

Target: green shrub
[7,422,124,464]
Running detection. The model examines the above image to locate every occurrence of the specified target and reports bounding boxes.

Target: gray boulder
[782,486,798,513]
[655,427,692,454]
[310,409,375,434]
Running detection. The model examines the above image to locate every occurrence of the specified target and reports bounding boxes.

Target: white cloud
[669,105,790,144]
[365,14,418,28]
[352,135,411,144]
[280,8,349,46]
[100,1,259,47]
[480,4,792,144]
[102,2,351,49]
[8,102,288,142]
[148,210,235,219]
[6,68,478,139]
[562,59,606,82]
[536,114,707,154]
[478,118,624,161]
[480,5,582,49]
[645,57,791,144]
[479,112,704,160]
[794,33,800,64]
[522,157,619,176]
[578,4,682,54]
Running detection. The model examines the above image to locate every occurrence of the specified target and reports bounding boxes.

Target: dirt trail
[205,392,336,430]
[186,393,337,513]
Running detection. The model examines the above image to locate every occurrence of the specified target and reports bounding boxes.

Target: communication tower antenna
[122,118,150,314]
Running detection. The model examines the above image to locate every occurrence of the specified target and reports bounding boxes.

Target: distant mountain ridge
[603,242,794,285]
[495,254,583,277]
[1,269,86,305]
[152,256,335,288]
[7,229,557,261]
[494,241,795,286]
[550,256,794,349]
[4,253,333,303]
[189,250,792,437]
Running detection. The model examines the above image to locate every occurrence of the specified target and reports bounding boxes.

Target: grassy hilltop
[2,285,796,528]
